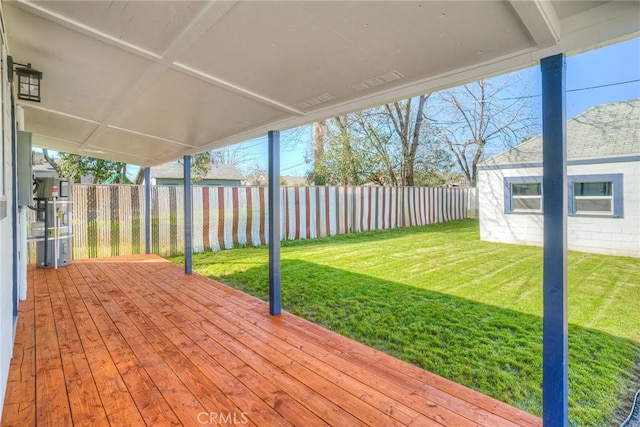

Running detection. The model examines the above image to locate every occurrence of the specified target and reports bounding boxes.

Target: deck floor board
[2,255,542,427]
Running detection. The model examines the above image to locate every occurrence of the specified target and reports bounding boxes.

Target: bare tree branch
[437,77,537,185]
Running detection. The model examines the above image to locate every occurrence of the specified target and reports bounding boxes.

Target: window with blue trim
[504,176,543,214]
[568,174,623,217]
[503,174,624,217]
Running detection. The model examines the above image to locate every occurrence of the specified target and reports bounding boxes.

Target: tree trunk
[313,121,325,163]
[42,149,63,176]
[386,95,429,186]
[312,120,326,185]
[405,94,428,186]
[135,167,146,185]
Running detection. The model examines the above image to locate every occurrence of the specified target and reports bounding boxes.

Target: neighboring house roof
[483,99,640,165]
[150,162,244,181]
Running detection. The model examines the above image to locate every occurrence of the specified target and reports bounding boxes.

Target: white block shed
[478,99,640,257]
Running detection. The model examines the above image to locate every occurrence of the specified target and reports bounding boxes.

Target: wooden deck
[2,255,541,426]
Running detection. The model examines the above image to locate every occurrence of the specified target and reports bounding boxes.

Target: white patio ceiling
[3,0,639,167]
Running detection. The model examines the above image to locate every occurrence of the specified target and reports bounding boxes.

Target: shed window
[504,174,623,218]
[568,174,623,217]
[573,182,612,215]
[512,183,542,212]
[503,176,543,214]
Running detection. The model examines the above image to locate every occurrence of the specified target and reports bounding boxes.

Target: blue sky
[565,37,640,117]
[237,36,639,178]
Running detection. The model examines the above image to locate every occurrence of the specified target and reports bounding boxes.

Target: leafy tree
[307,116,382,185]
[178,152,212,182]
[42,150,129,184]
[310,120,327,185]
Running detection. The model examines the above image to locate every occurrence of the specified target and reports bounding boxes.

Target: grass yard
[170,219,640,426]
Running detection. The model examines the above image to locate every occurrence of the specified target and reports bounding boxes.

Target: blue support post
[144,167,151,254]
[184,155,193,275]
[268,131,281,315]
[541,54,568,427]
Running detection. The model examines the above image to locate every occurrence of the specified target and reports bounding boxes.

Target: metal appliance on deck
[32,177,73,268]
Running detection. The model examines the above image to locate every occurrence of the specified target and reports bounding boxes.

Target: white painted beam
[77,1,239,151]
[11,0,161,61]
[509,0,561,47]
[172,62,305,116]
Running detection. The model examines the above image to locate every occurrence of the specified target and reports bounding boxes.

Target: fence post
[350,186,356,233]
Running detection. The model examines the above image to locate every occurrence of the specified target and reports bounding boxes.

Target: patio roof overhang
[4,2,640,426]
[3,0,639,166]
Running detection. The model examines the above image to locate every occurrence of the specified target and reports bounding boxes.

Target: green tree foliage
[43,149,130,184]
[177,152,212,182]
[307,118,381,185]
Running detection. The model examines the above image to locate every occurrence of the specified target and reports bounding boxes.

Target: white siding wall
[0,20,15,416]
[479,161,640,257]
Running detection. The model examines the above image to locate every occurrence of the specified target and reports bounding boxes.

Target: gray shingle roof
[483,99,640,165]
[150,162,244,181]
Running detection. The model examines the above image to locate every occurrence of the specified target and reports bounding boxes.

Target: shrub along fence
[29,184,475,260]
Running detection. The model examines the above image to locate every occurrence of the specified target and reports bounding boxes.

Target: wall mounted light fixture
[7,56,43,102]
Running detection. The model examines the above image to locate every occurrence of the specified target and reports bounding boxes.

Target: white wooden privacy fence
[29,185,476,259]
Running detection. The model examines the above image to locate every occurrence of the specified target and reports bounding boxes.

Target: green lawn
[170,219,640,426]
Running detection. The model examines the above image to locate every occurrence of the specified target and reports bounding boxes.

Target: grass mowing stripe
[172,219,640,426]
